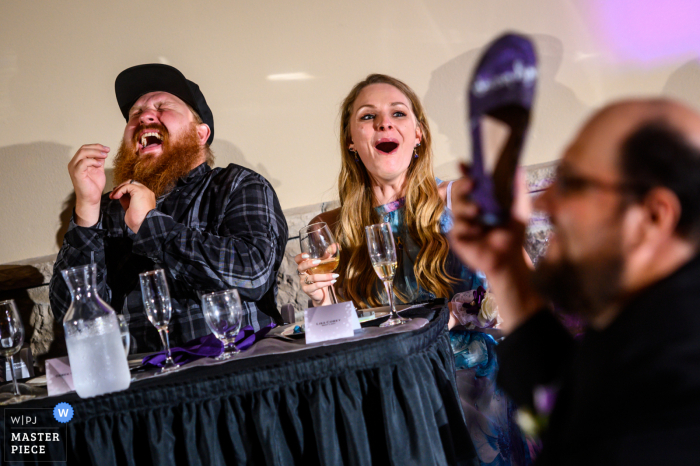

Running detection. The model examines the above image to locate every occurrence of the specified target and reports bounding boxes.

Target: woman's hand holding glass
[296,222,340,307]
[295,254,338,307]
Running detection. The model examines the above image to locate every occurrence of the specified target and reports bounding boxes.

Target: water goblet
[365,222,410,327]
[202,289,243,360]
[299,222,341,304]
[139,269,179,372]
[0,300,35,404]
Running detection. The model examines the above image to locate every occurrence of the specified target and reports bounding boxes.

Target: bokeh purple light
[593,0,700,62]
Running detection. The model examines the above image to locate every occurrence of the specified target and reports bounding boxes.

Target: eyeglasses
[549,167,643,198]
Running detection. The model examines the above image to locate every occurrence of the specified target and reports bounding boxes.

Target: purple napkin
[142,322,276,367]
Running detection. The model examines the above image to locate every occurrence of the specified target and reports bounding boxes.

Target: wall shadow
[0,142,72,174]
[0,142,73,256]
[211,139,281,188]
[424,34,589,168]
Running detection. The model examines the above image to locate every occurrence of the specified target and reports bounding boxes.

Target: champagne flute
[365,223,410,327]
[201,289,243,360]
[117,315,130,357]
[299,222,341,304]
[139,269,179,372]
[0,300,34,404]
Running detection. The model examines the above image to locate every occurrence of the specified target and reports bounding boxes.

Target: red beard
[113,123,203,197]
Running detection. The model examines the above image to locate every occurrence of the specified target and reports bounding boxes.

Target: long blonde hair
[336,74,456,308]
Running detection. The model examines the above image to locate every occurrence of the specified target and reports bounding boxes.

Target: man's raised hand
[68,144,109,227]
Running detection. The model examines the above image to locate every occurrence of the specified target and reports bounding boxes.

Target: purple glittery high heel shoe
[468,33,538,226]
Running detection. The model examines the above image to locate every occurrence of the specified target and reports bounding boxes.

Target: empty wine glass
[365,223,410,327]
[0,300,34,404]
[201,289,243,360]
[139,269,179,372]
[299,222,341,304]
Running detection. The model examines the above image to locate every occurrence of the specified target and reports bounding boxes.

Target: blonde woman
[296,74,535,465]
[295,74,484,308]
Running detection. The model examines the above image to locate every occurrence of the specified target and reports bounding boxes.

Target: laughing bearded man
[50,64,288,352]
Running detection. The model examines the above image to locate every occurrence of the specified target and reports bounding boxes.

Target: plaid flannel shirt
[50,163,288,353]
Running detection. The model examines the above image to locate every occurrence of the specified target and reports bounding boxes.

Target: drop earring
[351,149,359,162]
[414,142,420,158]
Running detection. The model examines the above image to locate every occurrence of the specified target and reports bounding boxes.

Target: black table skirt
[1,308,477,465]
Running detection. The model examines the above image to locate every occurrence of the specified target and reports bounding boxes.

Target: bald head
[592,99,700,152]
[570,98,700,242]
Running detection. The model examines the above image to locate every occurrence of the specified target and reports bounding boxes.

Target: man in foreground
[449,99,700,464]
[50,64,288,352]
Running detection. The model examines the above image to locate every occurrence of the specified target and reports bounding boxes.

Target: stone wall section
[0,163,554,369]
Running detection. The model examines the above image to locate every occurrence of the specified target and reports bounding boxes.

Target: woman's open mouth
[375,139,399,154]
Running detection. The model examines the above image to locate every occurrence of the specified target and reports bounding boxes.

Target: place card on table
[45,356,75,397]
[304,301,360,344]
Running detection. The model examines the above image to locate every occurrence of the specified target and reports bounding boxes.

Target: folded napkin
[142,322,276,367]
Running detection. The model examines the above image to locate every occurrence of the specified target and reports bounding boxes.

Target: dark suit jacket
[497,254,700,465]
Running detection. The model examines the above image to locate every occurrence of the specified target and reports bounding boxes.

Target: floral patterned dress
[375,183,533,466]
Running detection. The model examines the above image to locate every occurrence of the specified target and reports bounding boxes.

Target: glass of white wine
[365,222,410,327]
[139,269,179,372]
[299,222,341,304]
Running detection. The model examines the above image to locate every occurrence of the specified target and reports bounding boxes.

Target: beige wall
[1,0,699,264]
